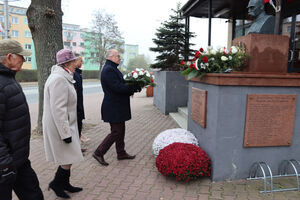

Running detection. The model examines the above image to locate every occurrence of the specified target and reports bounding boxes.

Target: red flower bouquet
[156,142,211,182]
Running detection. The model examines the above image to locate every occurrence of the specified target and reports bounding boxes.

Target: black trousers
[95,122,126,156]
[0,159,43,200]
[77,117,83,138]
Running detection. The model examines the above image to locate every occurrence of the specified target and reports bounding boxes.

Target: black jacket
[74,68,85,120]
[100,60,135,123]
[0,63,31,169]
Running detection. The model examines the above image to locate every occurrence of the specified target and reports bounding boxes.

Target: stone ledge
[189,72,300,87]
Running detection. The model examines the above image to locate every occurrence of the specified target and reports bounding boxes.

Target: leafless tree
[85,9,124,70]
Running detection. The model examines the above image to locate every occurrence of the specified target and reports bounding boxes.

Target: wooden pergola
[181,0,300,71]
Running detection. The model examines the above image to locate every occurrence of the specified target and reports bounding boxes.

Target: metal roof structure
[181,0,300,19]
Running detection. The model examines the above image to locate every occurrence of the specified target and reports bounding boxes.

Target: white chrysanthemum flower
[229,56,232,60]
[139,71,144,76]
[221,56,228,61]
[135,68,141,71]
[200,63,206,69]
[152,75,155,79]
[210,57,215,61]
[211,49,217,55]
[123,74,127,79]
[146,72,150,77]
[231,46,238,54]
[133,72,138,78]
[152,128,198,157]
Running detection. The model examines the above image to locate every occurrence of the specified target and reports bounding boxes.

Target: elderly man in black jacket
[93,49,141,166]
[0,39,43,199]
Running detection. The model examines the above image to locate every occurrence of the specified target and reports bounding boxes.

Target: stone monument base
[233,34,289,73]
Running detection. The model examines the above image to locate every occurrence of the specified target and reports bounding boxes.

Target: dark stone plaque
[244,94,297,147]
[191,88,207,128]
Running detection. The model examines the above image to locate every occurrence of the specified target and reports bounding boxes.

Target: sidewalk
[26,91,300,200]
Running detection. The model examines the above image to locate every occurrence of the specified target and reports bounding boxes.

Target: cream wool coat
[42,65,84,165]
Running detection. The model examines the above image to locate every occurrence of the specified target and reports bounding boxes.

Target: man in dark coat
[0,39,44,200]
[93,49,141,166]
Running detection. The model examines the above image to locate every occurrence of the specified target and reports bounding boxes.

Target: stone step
[178,107,188,117]
[169,107,188,130]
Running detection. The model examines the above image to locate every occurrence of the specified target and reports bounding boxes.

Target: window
[25,44,32,50]
[80,42,84,47]
[287,26,291,33]
[11,17,18,24]
[25,57,32,62]
[24,17,28,24]
[64,41,71,46]
[72,42,76,46]
[12,30,19,38]
[24,31,32,38]
[0,16,3,23]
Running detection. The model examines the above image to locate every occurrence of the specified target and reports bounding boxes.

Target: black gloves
[133,85,142,93]
[0,166,16,184]
[63,137,72,143]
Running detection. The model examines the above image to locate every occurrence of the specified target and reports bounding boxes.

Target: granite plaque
[191,88,207,128]
[244,94,297,147]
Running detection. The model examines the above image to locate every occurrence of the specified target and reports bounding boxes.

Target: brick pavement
[23,91,300,200]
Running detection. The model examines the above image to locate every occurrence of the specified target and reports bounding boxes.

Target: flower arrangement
[156,142,211,182]
[124,68,155,88]
[152,128,198,157]
[181,45,249,80]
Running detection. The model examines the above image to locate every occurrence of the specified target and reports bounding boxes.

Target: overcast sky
[10,0,228,62]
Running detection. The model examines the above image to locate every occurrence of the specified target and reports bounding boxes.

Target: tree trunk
[26,0,63,134]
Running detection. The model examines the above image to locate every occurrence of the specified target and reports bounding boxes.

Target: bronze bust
[247,0,275,34]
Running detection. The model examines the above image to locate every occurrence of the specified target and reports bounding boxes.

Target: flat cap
[0,39,31,56]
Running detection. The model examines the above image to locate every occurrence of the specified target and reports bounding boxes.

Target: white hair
[106,49,117,59]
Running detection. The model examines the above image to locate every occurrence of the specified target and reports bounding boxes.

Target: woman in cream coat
[43,49,84,199]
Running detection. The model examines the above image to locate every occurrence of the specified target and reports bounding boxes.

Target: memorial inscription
[244,94,297,147]
[191,88,207,128]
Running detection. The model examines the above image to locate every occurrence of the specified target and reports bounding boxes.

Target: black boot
[61,168,83,193]
[48,167,70,199]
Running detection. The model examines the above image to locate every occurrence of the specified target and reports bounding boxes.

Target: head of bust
[247,0,265,18]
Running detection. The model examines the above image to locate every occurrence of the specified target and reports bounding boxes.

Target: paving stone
[15,92,299,199]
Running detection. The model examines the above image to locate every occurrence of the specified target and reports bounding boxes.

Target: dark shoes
[117,153,136,160]
[93,153,109,166]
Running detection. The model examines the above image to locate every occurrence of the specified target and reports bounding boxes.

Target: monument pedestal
[188,73,300,181]
[233,34,290,73]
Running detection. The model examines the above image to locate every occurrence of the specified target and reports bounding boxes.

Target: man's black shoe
[117,153,136,160]
[93,153,109,166]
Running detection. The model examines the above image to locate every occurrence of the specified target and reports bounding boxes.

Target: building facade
[124,44,139,67]
[0,4,34,69]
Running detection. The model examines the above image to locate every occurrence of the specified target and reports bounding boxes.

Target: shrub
[156,142,211,182]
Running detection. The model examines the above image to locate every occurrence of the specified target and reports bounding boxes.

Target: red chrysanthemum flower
[156,143,211,182]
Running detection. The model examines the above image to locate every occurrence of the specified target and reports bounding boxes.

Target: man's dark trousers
[95,122,126,156]
[0,159,44,200]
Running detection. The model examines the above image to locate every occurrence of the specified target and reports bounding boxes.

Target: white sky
[10,0,229,62]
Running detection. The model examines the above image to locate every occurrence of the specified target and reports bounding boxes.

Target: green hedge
[82,70,100,79]
[16,69,37,82]
[16,69,100,82]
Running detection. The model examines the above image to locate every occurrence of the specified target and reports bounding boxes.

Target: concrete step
[169,107,188,130]
[178,107,188,117]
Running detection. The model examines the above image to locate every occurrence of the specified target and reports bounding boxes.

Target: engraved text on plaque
[191,88,207,128]
[244,94,297,147]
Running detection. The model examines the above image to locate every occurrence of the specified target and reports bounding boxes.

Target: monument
[247,0,275,34]
[185,0,300,181]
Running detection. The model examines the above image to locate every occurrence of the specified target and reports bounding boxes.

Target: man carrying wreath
[93,49,141,166]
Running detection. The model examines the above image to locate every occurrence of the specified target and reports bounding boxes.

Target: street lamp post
[1,0,20,39]
[4,0,9,38]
